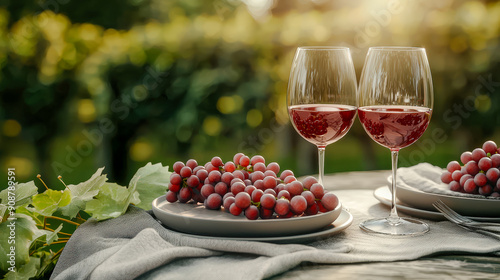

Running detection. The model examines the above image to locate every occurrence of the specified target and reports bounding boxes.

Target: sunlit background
[1,0,500,187]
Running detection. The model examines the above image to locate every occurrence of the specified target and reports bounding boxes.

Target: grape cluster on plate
[167,153,339,220]
[441,140,500,197]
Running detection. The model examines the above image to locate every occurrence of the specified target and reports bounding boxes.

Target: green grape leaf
[131,162,171,210]
[32,189,71,216]
[0,213,38,272]
[4,256,40,280]
[31,223,62,246]
[0,181,38,209]
[85,182,139,221]
[0,204,8,223]
[59,167,107,219]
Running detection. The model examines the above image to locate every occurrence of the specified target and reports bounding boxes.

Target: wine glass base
[359,217,429,236]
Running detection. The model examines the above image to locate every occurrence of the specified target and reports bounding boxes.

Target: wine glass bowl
[358,47,433,236]
[287,47,357,186]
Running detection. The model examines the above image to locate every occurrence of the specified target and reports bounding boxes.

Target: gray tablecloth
[50,187,500,280]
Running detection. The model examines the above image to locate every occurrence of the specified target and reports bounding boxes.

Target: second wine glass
[287,47,358,186]
[358,47,434,236]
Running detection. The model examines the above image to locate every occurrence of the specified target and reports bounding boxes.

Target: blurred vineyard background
[1,0,500,188]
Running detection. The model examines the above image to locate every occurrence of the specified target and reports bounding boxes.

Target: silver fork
[432,200,500,235]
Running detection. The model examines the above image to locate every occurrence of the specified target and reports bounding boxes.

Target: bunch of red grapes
[167,153,339,220]
[441,140,500,197]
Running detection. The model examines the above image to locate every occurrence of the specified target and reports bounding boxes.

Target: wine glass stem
[318,146,326,186]
[389,149,400,225]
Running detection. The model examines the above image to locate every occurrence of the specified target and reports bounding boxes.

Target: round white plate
[387,176,500,217]
[374,186,500,222]
[152,195,343,238]
[159,210,353,244]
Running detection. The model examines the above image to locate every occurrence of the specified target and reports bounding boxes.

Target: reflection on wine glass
[287,47,357,186]
[358,46,434,236]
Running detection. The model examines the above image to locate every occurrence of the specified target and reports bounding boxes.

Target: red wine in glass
[289,104,357,147]
[358,105,432,150]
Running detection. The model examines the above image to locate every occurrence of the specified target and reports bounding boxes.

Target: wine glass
[358,47,434,236]
[287,47,358,186]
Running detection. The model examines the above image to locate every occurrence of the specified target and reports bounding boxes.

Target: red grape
[478,157,492,171]
[223,196,235,210]
[486,168,500,182]
[186,175,200,187]
[251,189,264,203]
[491,154,500,167]
[221,172,234,185]
[250,171,265,183]
[460,174,473,187]
[170,173,182,185]
[479,184,493,196]
[201,184,215,198]
[286,181,304,197]
[290,196,307,215]
[260,207,274,219]
[231,181,246,195]
[301,190,315,207]
[321,192,339,211]
[233,153,244,165]
[180,166,192,178]
[317,201,328,213]
[451,170,462,182]
[302,176,318,190]
[214,182,228,196]
[260,193,276,209]
[178,187,192,203]
[230,178,244,186]
[253,162,267,173]
[310,183,325,199]
[250,155,265,166]
[208,170,221,183]
[279,170,294,180]
[473,173,487,187]
[267,162,280,175]
[275,183,286,193]
[446,161,461,173]
[229,203,242,216]
[465,161,480,176]
[305,202,319,215]
[244,205,259,220]
[186,159,198,170]
[472,148,487,162]
[264,170,277,178]
[449,181,461,192]
[239,155,250,167]
[223,192,234,201]
[244,185,257,196]
[205,193,222,210]
[464,179,477,194]
[168,183,180,193]
[173,161,185,174]
[253,179,264,190]
[233,170,245,180]
[196,169,209,182]
[205,163,217,172]
[193,166,204,173]
[235,192,251,209]
[263,176,277,189]
[264,189,277,197]
[211,156,223,167]
[482,140,497,155]
[166,190,178,203]
[274,199,290,216]
[277,190,291,200]
[284,175,296,184]
[224,161,236,172]
[460,152,473,165]
[244,179,252,186]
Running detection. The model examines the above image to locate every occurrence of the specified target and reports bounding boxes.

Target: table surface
[270,170,500,279]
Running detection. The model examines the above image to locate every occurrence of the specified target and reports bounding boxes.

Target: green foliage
[0,162,171,279]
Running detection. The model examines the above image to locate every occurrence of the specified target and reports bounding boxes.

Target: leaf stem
[43,240,68,246]
[37,175,50,191]
[43,227,73,237]
[46,216,81,227]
